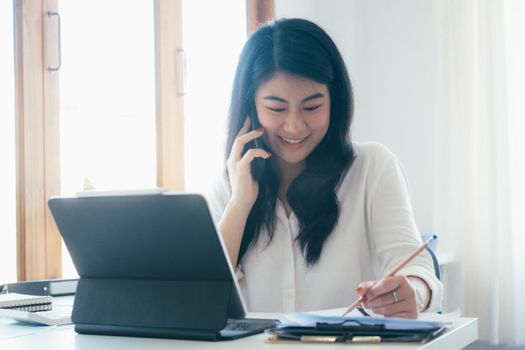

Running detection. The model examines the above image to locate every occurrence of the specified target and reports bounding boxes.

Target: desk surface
[0,297,478,349]
[0,314,477,350]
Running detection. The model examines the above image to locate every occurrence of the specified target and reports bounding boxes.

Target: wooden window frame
[155,0,185,192]
[15,0,61,280]
[247,0,275,34]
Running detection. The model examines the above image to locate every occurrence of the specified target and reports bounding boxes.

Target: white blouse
[206,142,443,313]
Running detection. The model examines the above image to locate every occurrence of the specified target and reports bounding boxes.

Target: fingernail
[356,286,364,294]
[266,152,272,157]
[256,127,264,132]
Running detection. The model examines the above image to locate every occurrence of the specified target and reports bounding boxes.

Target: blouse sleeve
[205,172,232,226]
[368,152,443,313]
[205,172,247,285]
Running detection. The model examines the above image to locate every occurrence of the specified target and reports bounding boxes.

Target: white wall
[275,0,441,238]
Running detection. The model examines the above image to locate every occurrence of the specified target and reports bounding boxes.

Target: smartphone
[246,104,266,181]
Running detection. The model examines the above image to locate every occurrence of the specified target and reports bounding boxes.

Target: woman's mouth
[278,135,310,147]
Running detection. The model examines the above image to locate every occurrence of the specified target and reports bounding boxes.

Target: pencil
[342,234,437,316]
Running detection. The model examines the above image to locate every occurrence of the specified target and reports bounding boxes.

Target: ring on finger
[392,290,398,304]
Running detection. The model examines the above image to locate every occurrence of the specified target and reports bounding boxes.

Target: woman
[207,18,443,318]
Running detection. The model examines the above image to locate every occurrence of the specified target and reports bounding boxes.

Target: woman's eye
[267,107,286,112]
[304,105,321,111]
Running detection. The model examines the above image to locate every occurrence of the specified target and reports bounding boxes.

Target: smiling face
[254,72,330,171]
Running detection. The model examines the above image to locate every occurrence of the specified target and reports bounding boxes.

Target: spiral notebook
[0,293,52,312]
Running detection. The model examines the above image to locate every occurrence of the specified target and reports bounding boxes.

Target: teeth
[281,136,307,144]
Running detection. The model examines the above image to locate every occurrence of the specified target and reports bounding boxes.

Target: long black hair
[225,18,355,267]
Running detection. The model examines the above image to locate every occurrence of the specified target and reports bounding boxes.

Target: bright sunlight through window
[183,1,246,194]
[59,1,156,195]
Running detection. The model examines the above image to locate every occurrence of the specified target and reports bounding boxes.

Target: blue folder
[268,313,445,343]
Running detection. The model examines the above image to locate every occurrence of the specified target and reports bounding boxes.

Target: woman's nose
[283,111,306,134]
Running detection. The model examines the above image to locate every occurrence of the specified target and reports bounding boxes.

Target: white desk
[0,314,477,350]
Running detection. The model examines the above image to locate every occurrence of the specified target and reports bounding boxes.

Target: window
[58,1,157,277]
[0,0,16,282]
[182,1,246,193]
[12,0,256,280]
[59,1,157,194]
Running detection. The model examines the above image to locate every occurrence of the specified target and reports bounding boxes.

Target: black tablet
[49,192,276,340]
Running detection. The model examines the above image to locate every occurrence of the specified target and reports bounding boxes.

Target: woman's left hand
[356,275,418,319]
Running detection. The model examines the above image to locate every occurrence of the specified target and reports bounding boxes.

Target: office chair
[423,235,442,313]
[425,246,441,281]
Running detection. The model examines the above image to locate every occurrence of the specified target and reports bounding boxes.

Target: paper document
[0,305,72,326]
[279,313,444,330]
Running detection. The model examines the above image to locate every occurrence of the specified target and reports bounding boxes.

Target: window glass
[182,1,246,193]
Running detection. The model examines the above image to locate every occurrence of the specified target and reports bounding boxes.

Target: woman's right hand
[226,117,271,207]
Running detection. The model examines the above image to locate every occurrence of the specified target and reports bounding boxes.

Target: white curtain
[436,0,525,345]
